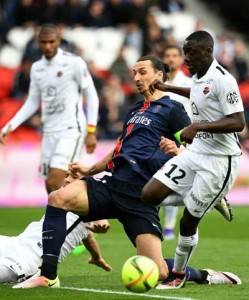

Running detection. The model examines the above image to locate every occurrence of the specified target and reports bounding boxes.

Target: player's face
[183,40,209,77]
[38,33,60,60]
[133,60,161,95]
[163,48,183,72]
[64,172,74,186]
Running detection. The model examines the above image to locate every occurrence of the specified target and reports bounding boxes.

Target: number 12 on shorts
[164,163,186,184]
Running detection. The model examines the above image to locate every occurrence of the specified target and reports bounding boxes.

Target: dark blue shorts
[80,175,163,246]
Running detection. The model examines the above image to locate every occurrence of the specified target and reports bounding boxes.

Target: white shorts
[40,128,85,179]
[0,236,39,282]
[154,149,241,218]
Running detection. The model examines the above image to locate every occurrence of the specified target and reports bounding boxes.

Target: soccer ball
[121,255,159,293]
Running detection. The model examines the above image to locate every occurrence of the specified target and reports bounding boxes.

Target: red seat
[0,98,41,142]
[0,67,17,99]
[239,81,249,107]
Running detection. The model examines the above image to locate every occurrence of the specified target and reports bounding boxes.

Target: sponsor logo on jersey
[203,86,210,95]
[196,132,214,139]
[227,91,239,104]
[47,86,57,97]
[127,115,152,126]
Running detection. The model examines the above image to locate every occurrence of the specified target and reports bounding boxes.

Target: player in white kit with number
[142,30,245,289]
[0,24,99,194]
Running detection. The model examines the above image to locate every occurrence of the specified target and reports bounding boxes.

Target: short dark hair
[186,30,214,49]
[137,55,170,82]
[38,23,60,37]
[163,45,182,56]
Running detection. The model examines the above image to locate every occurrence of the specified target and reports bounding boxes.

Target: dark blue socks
[41,205,67,279]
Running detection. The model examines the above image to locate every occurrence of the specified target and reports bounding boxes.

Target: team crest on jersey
[57,71,63,77]
[152,105,162,113]
[227,91,239,104]
[203,86,210,95]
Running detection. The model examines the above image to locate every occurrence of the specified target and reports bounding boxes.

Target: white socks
[173,230,199,273]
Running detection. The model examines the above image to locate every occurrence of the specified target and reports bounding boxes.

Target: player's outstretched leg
[158,259,242,288]
[214,197,233,222]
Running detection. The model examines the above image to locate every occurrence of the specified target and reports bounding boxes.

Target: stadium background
[0,0,249,207]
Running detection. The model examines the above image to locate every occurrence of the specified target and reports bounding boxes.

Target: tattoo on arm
[89,165,99,176]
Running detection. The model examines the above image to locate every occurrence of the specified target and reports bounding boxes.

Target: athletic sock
[173,230,199,273]
[164,206,178,229]
[164,258,208,283]
[41,255,59,280]
[41,205,67,279]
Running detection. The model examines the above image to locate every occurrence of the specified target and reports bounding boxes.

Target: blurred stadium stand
[0,0,249,206]
[0,0,248,143]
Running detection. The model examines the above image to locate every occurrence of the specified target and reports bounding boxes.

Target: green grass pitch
[0,206,248,300]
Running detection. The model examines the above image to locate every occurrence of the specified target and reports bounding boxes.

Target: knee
[48,190,63,207]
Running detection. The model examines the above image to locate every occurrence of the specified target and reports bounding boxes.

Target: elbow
[237,118,246,132]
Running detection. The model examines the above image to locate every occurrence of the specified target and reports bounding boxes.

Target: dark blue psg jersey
[107,96,191,186]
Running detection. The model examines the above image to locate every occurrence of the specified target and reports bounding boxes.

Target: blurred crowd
[0,0,249,148]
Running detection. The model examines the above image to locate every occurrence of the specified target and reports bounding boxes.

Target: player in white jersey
[161,45,193,241]
[0,214,111,283]
[0,24,99,194]
[142,30,245,289]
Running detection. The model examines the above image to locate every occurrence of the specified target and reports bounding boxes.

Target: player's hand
[0,125,12,145]
[88,256,112,272]
[149,79,169,94]
[68,162,91,178]
[85,220,110,233]
[85,133,97,154]
[181,123,198,144]
[160,137,179,156]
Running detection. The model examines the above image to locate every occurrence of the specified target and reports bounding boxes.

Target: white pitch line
[62,286,199,300]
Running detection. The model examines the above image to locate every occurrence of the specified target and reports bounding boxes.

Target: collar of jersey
[42,47,63,65]
[193,58,218,82]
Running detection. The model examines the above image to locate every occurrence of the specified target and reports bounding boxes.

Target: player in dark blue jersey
[13,55,191,289]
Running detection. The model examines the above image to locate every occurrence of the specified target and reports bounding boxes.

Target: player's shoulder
[30,59,45,74]
[61,50,85,62]
[157,95,182,109]
[212,63,238,90]
[213,61,234,80]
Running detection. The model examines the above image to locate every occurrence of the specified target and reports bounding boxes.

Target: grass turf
[0,206,248,300]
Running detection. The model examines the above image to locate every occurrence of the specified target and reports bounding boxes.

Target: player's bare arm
[149,79,191,98]
[0,125,12,145]
[85,219,111,234]
[160,137,185,156]
[82,232,112,272]
[181,112,245,144]
[85,132,97,154]
[68,149,115,178]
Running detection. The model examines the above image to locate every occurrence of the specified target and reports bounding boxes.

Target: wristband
[87,125,96,133]
[174,129,184,144]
